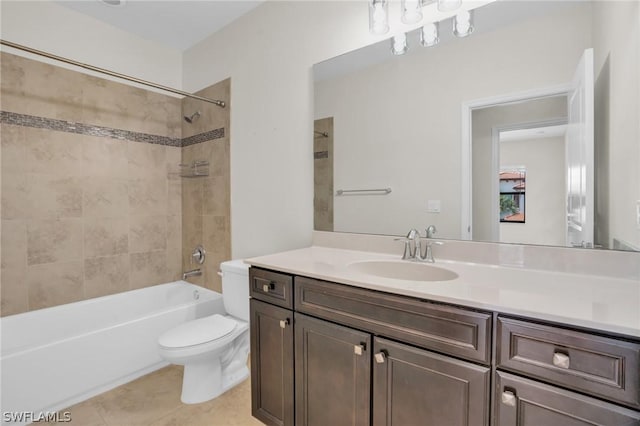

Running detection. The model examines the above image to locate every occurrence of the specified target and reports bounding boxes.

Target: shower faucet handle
[191,245,206,265]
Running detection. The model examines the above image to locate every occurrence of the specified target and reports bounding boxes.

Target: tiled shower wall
[181,80,231,293]
[0,53,231,315]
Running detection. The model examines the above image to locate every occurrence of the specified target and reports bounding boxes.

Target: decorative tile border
[314,151,329,159]
[182,128,225,147]
[0,111,225,147]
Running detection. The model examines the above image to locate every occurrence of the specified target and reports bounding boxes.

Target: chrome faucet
[421,225,443,263]
[396,226,444,262]
[182,269,202,280]
[396,228,421,260]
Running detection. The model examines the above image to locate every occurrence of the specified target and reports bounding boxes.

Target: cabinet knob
[262,282,276,293]
[354,344,365,356]
[501,390,517,407]
[374,352,386,364]
[552,352,570,369]
[279,318,289,329]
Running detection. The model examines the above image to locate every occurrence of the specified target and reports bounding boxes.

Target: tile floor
[44,366,263,426]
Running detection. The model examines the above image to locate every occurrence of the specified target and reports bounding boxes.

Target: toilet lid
[159,314,237,348]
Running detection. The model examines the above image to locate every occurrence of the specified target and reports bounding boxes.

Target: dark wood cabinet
[249,267,640,425]
[250,299,294,426]
[294,313,371,426]
[372,337,490,426]
[495,371,640,426]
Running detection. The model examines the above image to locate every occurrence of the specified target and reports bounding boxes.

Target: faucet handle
[425,225,437,239]
[406,228,420,240]
[394,237,412,260]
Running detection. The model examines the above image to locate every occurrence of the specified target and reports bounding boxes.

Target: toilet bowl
[158,259,250,404]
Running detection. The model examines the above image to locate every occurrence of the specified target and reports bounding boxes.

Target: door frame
[460,84,571,240]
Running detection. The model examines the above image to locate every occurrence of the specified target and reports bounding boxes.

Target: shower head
[184,111,201,124]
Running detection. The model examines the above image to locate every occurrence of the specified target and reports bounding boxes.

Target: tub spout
[182,269,202,280]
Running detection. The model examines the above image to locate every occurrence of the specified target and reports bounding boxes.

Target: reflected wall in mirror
[313,0,640,251]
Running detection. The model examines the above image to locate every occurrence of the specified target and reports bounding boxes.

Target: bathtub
[1,281,224,425]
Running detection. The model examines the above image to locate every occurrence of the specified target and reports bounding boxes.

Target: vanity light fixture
[453,9,474,37]
[401,0,423,24]
[420,22,440,47]
[369,0,390,35]
[391,32,409,55]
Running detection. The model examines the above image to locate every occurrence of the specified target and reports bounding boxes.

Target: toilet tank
[220,260,250,321]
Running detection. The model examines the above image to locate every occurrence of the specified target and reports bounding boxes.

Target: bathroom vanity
[246,246,640,426]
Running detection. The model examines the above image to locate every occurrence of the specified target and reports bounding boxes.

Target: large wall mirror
[313,0,640,252]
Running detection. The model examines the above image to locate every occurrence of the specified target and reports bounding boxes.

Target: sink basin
[348,260,459,282]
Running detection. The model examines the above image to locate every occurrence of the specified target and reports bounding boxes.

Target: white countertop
[246,246,640,339]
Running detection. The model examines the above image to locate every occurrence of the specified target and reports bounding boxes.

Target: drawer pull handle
[501,391,517,407]
[354,344,365,356]
[374,352,386,364]
[262,282,276,293]
[279,318,289,329]
[552,352,570,369]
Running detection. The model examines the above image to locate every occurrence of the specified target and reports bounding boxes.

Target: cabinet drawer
[294,276,492,364]
[495,371,640,426]
[249,268,293,309]
[497,316,640,409]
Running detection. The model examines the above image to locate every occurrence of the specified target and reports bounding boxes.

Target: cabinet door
[250,299,294,426]
[295,313,371,426]
[373,337,490,426]
[495,371,640,426]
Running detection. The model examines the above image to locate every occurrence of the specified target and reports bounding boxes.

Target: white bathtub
[0,281,224,425]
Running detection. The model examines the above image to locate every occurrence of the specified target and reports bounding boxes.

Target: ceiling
[55,0,265,51]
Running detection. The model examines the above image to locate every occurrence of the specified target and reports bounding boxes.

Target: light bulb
[369,0,389,35]
[402,0,423,25]
[420,22,439,47]
[391,33,408,55]
[454,10,474,37]
[437,0,461,12]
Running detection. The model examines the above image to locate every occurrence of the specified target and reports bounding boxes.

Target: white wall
[593,1,640,249]
[0,1,182,89]
[315,3,591,238]
[183,1,384,258]
[499,137,566,246]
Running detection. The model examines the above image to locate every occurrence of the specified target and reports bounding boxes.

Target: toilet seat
[159,314,237,349]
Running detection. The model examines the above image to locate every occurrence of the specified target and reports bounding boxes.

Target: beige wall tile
[203,176,229,216]
[82,76,147,133]
[26,174,83,218]
[25,128,83,175]
[1,124,26,174]
[129,215,167,253]
[1,53,83,121]
[1,172,29,220]
[203,215,230,257]
[27,261,84,310]
[1,220,28,315]
[84,217,129,259]
[84,255,130,299]
[27,218,82,265]
[1,219,27,270]
[128,178,168,216]
[127,141,166,179]
[83,178,128,218]
[142,92,182,139]
[182,213,203,261]
[167,180,182,215]
[1,267,29,316]
[82,136,128,178]
[166,247,183,282]
[130,251,169,289]
[166,215,182,250]
[182,179,203,216]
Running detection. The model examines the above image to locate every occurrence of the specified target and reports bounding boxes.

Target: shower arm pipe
[0,39,226,108]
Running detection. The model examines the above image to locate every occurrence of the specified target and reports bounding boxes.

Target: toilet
[158,259,250,404]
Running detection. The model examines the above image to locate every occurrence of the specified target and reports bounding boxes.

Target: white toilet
[158,259,250,404]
